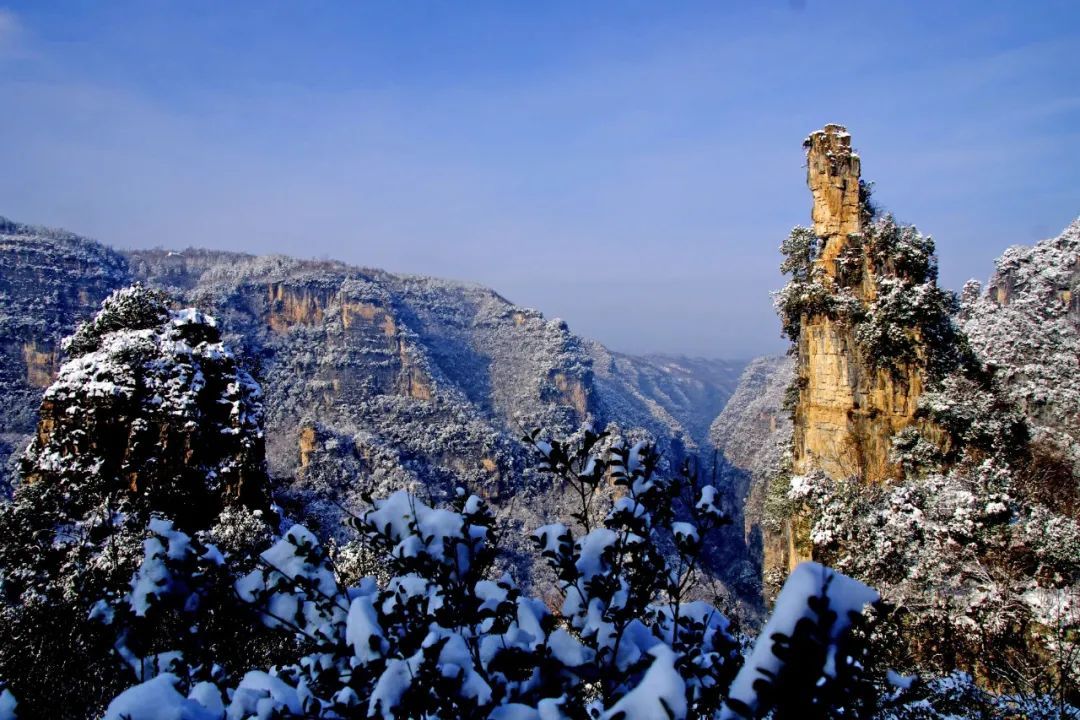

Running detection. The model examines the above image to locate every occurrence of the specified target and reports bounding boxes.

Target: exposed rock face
[0,219,130,438]
[21,287,269,527]
[0,221,747,593]
[794,317,923,482]
[792,126,923,484]
[752,126,948,582]
[806,125,863,275]
[21,341,59,388]
[298,424,319,469]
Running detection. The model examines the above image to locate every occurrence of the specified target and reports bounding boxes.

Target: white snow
[102,674,220,720]
[226,671,303,719]
[0,690,16,720]
[346,595,386,663]
[600,645,686,720]
[721,562,878,719]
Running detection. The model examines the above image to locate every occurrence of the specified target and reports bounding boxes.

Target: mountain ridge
[0,215,750,588]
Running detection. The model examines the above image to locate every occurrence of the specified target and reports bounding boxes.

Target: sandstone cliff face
[791,126,923,485]
[794,315,923,482]
[806,125,863,277]
[20,341,59,389]
[0,219,130,435]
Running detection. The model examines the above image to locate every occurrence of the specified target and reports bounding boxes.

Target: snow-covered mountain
[0,217,745,564]
[962,218,1080,470]
[708,356,794,570]
[0,219,131,489]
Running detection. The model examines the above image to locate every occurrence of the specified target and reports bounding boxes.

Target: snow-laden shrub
[775,217,966,382]
[62,283,171,358]
[87,433,903,720]
[774,227,831,342]
[524,429,742,715]
[722,562,879,720]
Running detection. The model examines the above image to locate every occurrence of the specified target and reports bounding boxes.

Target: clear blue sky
[1,1,1077,358]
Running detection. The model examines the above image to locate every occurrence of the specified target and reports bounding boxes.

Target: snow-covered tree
[95,446,895,720]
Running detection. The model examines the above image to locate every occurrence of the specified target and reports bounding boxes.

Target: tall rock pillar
[791,125,922,484]
[761,125,946,592]
[806,124,863,278]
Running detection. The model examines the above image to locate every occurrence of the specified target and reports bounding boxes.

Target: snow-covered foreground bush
[95,480,1074,719]
[95,470,888,720]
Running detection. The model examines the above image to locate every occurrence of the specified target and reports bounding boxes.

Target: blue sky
[1,2,1078,358]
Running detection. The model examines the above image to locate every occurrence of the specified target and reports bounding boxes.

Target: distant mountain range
[0,216,750,585]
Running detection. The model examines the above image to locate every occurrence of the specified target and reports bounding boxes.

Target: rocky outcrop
[21,287,269,527]
[756,126,955,582]
[551,371,590,417]
[791,126,923,484]
[267,282,335,331]
[298,424,319,469]
[20,341,59,388]
[985,234,1080,320]
[806,125,863,277]
[964,219,1080,467]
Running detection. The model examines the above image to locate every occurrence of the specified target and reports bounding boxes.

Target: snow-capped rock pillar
[772,126,927,580]
[805,124,862,279]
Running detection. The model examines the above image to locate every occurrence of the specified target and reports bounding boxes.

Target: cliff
[0,221,133,498]
[20,286,269,526]
[963,219,1080,468]
[791,125,924,484]
[708,357,794,564]
[0,221,131,488]
[0,219,747,591]
[759,131,1078,689]
[766,125,965,582]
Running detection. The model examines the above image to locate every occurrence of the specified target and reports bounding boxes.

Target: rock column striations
[791,125,923,485]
